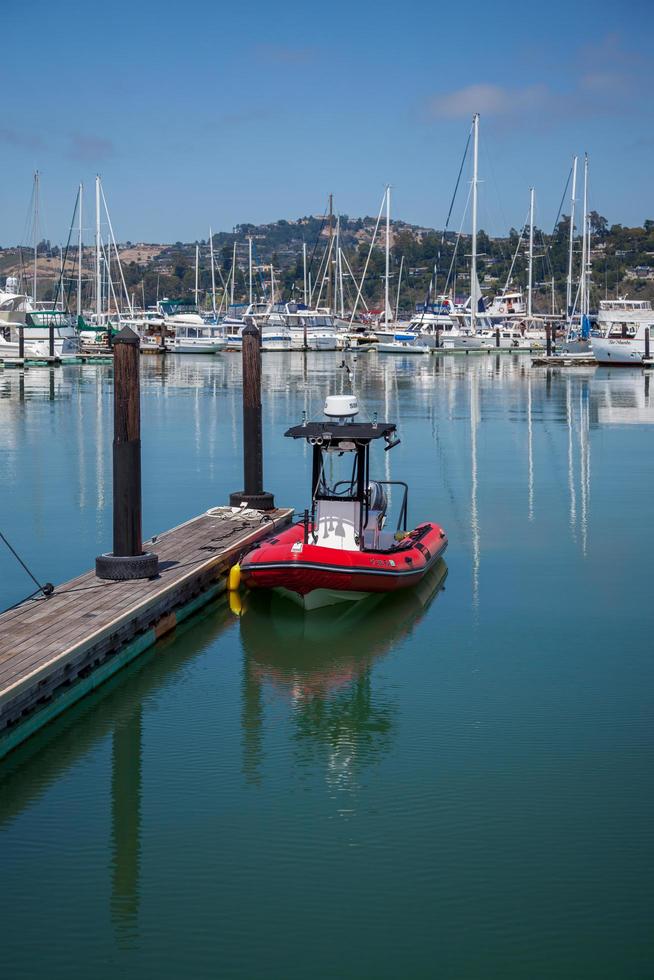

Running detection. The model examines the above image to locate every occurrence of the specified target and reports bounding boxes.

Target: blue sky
[1,0,652,244]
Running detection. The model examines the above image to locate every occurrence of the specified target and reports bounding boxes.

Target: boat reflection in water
[239,561,447,789]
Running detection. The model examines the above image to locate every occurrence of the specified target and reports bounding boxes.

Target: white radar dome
[324,395,359,419]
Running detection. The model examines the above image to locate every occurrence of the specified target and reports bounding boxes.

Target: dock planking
[0,506,293,758]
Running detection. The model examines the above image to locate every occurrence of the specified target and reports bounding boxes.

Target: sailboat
[445,114,484,350]
[372,187,429,353]
[0,174,79,359]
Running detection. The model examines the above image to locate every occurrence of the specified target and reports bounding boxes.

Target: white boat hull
[375,341,430,354]
[591,337,647,365]
[166,340,223,354]
[290,331,339,351]
[440,335,483,350]
[0,333,79,359]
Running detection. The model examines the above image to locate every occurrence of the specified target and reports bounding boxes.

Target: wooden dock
[531,355,598,367]
[0,353,113,368]
[0,506,292,760]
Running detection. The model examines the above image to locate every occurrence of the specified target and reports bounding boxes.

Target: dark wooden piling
[18,325,24,359]
[96,326,158,580]
[546,325,552,357]
[49,319,55,358]
[230,320,274,510]
[645,327,650,360]
[495,327,500,348]
[435,329,440,349]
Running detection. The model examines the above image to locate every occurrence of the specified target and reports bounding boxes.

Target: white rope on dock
[205,505,267,523]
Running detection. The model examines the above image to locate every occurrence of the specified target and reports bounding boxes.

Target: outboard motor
[364,481,388,548]
[367,481,388,525]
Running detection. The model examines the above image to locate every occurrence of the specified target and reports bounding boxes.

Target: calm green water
[1,353,653,979]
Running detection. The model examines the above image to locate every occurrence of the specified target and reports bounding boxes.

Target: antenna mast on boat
[326,193,333,313]
[384,185,391,325]
[566,155,578,322]
[527,187,535,319]
[209,227,217,318]
[470,114,479,333]
[77,183,83,320]
[95,175,102,323]
[32,170,40,305]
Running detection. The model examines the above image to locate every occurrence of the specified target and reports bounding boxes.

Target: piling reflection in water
[239,562,447,791]
[110,706,142,947]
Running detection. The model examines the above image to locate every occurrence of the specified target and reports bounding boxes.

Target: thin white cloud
[0,126,43,150]
[429,83,549,118]
[428,32,646,123]
[67,133,115,162]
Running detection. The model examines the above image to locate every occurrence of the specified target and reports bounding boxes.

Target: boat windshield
[608,322,638,337]
[307,316,333,327]
[315,448,361,501]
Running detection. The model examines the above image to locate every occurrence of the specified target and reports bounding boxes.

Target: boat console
[285,396,405,553]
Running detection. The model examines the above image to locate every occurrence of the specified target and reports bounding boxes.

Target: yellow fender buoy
[228,563,241,591]
[229,590,243,617]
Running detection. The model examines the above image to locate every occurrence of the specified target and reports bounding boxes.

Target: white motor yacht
[484,289,527,324]
[376,298,458,348]
[266,303,340,350]
[374,333,430,354]
[478,326,525,349]
[159,299,205,329]
[0,278,33,327]
[166,323,225,354]
[591,300,654,365]
[0,310,80,359]
[224,303,270,348]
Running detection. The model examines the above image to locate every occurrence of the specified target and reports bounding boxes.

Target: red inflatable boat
[240,395,448,610]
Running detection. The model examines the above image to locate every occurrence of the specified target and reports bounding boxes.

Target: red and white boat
[240,395,448,609]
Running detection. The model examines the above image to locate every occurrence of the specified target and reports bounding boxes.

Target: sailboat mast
[248,236,253,306]
[95,175,101,322]
[583,154,590,317]
[395,254,404,322]
[33,170,39,305]
[230,242,236,307]
[335,215,341,316]
[77,183,83,320]
[339,247,345,318]
[580,153,588,318]
[327,193,333,313]
[566,155,578,321]
[527,187,535,319]
[209,227,216,317]
[385,185,391,325]
[194,244,199,307]
[471,114,479,332]
[303,241,308,306]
